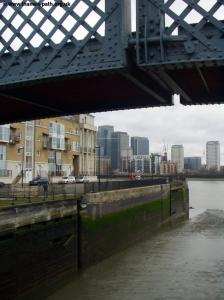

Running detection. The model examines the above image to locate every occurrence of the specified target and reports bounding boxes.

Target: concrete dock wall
[80,183,188,268]
[0,183,188,299]
[85,184,170,219]
[0,200,78,300]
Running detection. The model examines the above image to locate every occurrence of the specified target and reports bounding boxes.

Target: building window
[0,145,7,171]
[26,123,33,137]
[72,141,80,152]
[24,121,34,170]
[49,122,65,150]
[55,151,62,175]
[74,128,80,136]
[48,150,55,173]
[0,125,10,143]
[48,150,62,176]
[25,156,32,169]
[36,151,41,157]
[26,139,33,154]
[26,121,34,126]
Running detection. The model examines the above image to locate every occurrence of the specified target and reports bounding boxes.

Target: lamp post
[18,146,24,188]
[95,145,101,188]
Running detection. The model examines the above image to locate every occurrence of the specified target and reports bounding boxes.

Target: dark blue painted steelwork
[133,0,224,105]
[0,0,131,85]
[0,0,224,123]
[135,0,224,65]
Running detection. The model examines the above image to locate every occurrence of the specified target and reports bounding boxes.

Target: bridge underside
[0,62,224,124]
[0,69,173,124]
[166,65,224,105]
[0,0,224,124]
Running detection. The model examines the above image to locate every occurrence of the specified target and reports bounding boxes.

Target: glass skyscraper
[131,137,149,155]
[206,141,220,171]
[111,132,129,171]
[97,125,114,157]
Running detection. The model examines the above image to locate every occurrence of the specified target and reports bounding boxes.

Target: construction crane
[161,142,168,162]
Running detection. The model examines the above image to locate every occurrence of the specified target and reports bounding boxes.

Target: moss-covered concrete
[80,183,189,268]
[80,184,188,268]
[82,197,170,232]
[0,183,189,298]
[0,215,78,300]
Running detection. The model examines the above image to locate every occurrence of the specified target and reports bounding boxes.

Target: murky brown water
[48,180,224,300]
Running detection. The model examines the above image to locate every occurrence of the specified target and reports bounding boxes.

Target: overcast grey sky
[94,96,224,164]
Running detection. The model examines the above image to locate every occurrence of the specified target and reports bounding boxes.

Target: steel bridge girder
[0,0,131,88]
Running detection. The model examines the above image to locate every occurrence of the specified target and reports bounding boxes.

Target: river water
[48,180,224,300]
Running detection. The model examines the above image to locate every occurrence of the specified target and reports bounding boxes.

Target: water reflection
[48,180,224,300]
[188,179,224,213]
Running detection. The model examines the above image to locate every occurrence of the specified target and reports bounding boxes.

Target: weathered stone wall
[0,200,78,300]
[170,183,189,220]
[85,184,170,219]
[80,184,189,268]
[0,183,189,299]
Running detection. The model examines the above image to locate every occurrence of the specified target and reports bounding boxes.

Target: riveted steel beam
[134,0,224,65]
[0,0,132,89]
[1,0,224,122]
[133,0,224,105]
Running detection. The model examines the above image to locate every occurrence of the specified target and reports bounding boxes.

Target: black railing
[84,178,167,193]
[48,171,65,177]
[0,183,82,207]
[0,178,168,208]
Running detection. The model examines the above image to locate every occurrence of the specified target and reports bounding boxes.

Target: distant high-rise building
[130,155,151,174]
[131,137,149,155]
[120,147,133,173]
[161,151,168,162]
[111,132,129,172]
[150,153,161,175]
[184,157,202,171]
[206,141,220,171]
[171,145,184,173]
[161,144,168,162]
[160,161,177,175]
[97,125,114,157]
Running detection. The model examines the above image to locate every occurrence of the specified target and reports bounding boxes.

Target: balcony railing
[9,135,20,144]
[0,169,12,177]
[73,147,80,153]
[65,143,72,151]
[42,139,50,149]
[0,136,9,143]
[48,171,65,177]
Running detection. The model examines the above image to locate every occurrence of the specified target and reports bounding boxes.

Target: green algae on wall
[80,195,172,268]
[80,184,189,268]
[81,196,170,232]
